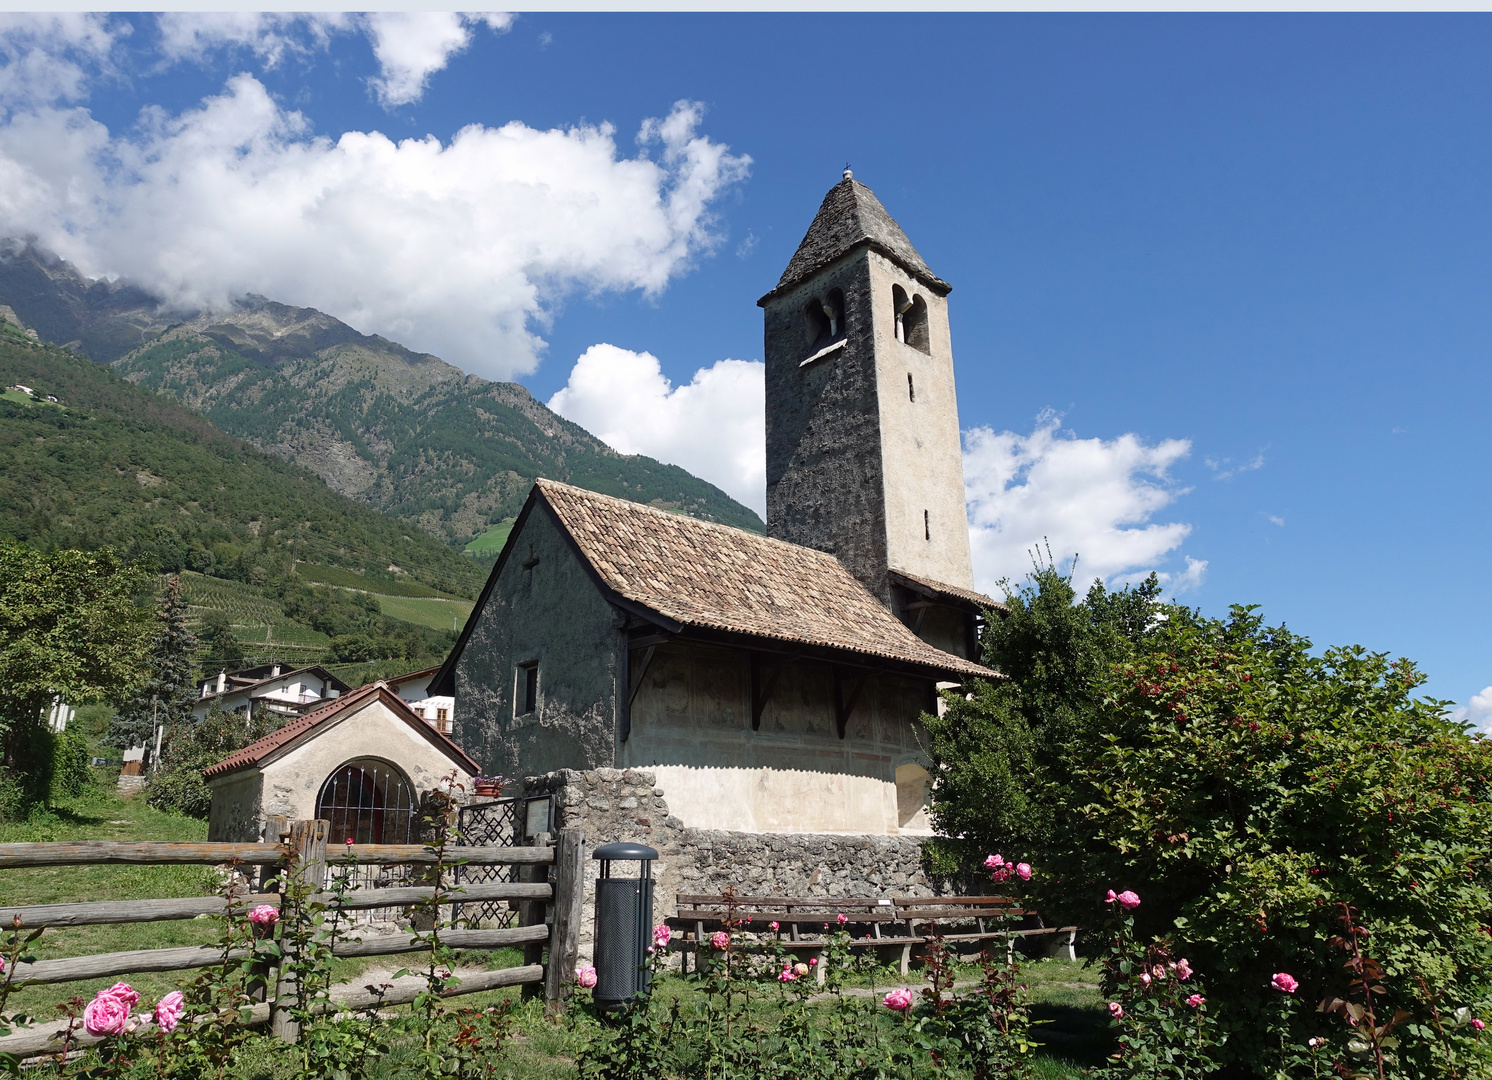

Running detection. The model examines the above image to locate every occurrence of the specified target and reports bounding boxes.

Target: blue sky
[1,13,1489,718]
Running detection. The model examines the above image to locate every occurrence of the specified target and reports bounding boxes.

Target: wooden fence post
[519,832,551,1003]
[544,829,585,1016]
[271,819,328,1043]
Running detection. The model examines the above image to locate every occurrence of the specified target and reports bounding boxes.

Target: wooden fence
[0,823,586,1058]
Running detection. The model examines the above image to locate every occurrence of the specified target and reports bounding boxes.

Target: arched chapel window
[317,759,418,845]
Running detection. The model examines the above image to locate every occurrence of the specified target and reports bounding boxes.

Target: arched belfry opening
[317,758,418,845]
[904,294,930,354]
[803,289,845,353]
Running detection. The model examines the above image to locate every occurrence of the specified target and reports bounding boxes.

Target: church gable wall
[620,639,934,833]
[453,505,621,778]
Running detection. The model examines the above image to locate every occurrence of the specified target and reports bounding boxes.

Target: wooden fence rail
[0,825,586,1058]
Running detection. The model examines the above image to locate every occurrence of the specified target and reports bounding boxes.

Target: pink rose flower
[653,923,672,949]
[1175,958,1193,981]
[1015,863,1032,881]
[793,962,809,977]
[1107,1002,1124,1019]
[836,914,848,924]
[1186,994,1205,1008]
[770,921,780,931]
[1139,972,1151,987]
[984,854,1004,870]
[83,990,131,1037]
[710,931,730,950]
[248,904,279,926]
[1271,972,1299,994]
[1105,889,1117,903]
[1116,891,1140,910]
[778,964,798,983]
[882,988,914,1012]
[153,991,185,1034]
[809,957,817,966]
[103,983,140,1009]
[1151,964,1167,980]
[1473,1018,1486,1031]
[575,966,598,989]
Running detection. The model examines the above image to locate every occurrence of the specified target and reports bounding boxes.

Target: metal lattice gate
[455,795,553,927]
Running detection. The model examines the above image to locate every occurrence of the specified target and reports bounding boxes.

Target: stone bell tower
[759,171,974,607]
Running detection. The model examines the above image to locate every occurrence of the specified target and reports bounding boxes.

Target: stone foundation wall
[523,767,941,962]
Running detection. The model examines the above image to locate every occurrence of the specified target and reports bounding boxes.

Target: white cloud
[0,75,749,379]
[1450,686,1492,732]
[1205,452,1265,481]
[0,14,123,110]
[963,411,1198,596]
[365,12,512,108]
[155,13,351,69]
[1268,514,1285,527]
[155,13,510,108]
[548,344,766,516]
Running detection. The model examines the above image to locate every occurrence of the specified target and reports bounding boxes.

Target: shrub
[1049,605,1492,1077]
[148,702,281,818]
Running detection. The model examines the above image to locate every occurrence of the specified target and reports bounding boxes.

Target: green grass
[1,786,1105,1077]
[373,594,474,633]
[463,518,515,556]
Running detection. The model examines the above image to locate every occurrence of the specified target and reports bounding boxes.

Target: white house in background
[194,663,351,723]
[384,666,455,736]
[8,384,33,395]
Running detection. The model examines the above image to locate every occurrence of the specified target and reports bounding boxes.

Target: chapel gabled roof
[202,682,478,780]
[759,176,951,305]
[471,480,996,682]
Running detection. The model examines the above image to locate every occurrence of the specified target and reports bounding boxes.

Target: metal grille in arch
[316,760,419,845]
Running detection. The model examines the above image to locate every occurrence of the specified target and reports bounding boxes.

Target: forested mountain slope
[0,322,487,599]
[0,246,765,546]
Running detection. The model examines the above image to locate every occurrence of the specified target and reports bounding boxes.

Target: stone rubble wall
[522,767,941,963]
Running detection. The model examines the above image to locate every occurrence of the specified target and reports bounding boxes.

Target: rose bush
[1046,605,1492,1077]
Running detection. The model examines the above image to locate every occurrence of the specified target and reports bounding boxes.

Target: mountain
[0,317,487,600]
[0,246,765,547]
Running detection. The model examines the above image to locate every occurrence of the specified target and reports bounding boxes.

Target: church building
[429,172,1000,836]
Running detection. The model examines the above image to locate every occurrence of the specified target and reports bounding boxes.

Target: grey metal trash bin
[592,841,658,1010]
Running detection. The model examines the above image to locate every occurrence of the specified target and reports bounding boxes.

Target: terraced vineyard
[177,571,466,670]
[178,573,333,666]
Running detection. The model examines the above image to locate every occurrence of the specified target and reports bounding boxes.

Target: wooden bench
[669,894,1077,982]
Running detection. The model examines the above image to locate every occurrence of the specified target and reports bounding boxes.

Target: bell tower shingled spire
[758,175,974,607]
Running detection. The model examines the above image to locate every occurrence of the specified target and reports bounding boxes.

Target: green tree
[106,575,199,752]
[1051,606,1492,1077]
[198,609,246,671]
[0,542,152,803]
[923,560,1163,873]
[148,699,281,818]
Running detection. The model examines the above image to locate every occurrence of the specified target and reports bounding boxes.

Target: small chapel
[429,172,1000,837]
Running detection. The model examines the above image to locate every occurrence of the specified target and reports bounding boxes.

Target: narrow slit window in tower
[924,509,930,541]
[907,373,915,402]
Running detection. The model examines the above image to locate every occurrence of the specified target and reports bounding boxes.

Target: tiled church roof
[761,176,952,302]
[536,480,996,680]
[888,568,1008,614]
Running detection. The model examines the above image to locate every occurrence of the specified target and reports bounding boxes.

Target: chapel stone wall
[524,768,941,964]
